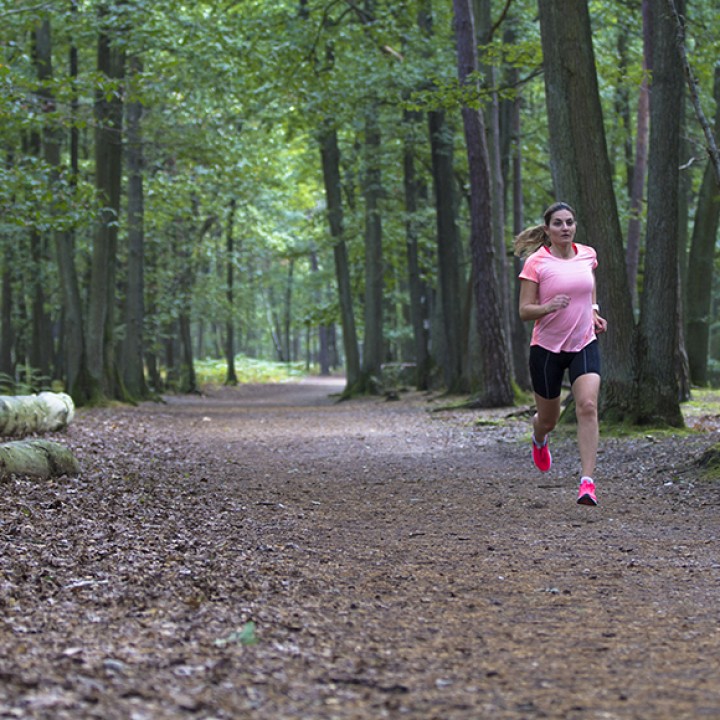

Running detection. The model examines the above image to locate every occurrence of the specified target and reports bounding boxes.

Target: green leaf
[214,621,258,647]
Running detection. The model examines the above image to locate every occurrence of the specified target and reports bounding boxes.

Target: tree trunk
[319,121,361,392]
[174,214,209,394]
[225,198,238,385]
[403,109,432,390]
[55,1,91,400]
[30,20,54,380]
[122,54,148,400]
[283,258,295,363]
[635,0,684,426]
[361,104,385,390]
[626,0,651,311]
[453,0,513,407]
[538,0,636,421]
[32,16,88,399]
[310,250,331,376]
[474,0,514,382]
[86,6,125,402]
[0,392,75,436]
[686,64,720,386]
[505,24,531,391]
[0,439,79,480]
[0,234,13,377]
[178,313,197,393]
[615,29,635,197]
[429,109,464,392]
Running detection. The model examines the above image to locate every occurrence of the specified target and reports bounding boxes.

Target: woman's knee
[575,394,598,421]
[535,407,560,433]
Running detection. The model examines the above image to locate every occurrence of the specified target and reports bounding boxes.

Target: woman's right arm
[519,279,569,321]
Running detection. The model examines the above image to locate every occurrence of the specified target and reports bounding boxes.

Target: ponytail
[513,224,548,258]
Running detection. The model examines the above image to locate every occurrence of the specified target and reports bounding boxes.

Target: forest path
[2,380,720,719]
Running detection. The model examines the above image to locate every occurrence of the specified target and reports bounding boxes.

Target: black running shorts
[528,340,601,400]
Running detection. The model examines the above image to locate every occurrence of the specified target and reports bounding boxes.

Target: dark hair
[544,201,576,226]
[513,201,577,258]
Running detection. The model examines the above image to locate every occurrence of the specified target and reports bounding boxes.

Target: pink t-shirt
[518,243,598,353]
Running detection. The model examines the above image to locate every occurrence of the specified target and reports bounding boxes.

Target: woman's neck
[549,242,577,259]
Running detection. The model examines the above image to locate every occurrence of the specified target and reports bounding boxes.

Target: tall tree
[453,0,513,406]
[30,19,54,379]
[225,197,239,385]
[635,0,685,425]
[537,0,636,420]
[418,0,464,392]
[355,0,386,392]
[361,101,385,389]
[625,0,651,311]
[85,3,126,402]
[53,0,91,401]
[121,53,148,399]
[686,64,720,385]
[319,120,361,393]
[504,22,531,391]
[1,218,14,378]
[474,0,514,381]
[403,107,432,390]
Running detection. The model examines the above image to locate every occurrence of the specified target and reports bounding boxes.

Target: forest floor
[2,379,720,720]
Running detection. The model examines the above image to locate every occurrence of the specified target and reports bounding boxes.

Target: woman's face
[545,209,576,245]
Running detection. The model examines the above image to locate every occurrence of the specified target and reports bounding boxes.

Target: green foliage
[0,369,54,396]
[195,355,309,386]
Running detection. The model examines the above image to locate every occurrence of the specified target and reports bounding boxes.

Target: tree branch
[666,0,720,185]
[489,0,514,41]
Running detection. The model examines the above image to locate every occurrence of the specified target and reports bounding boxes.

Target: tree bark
[0,233,13,377]
[504,24,531,391]
[0,392,75,436]
[361,103,385,390]
[635,0,685,426]
[0,440,79,480]
[685,63,720,386]
[319,121,361,391]
[626,0,651,311]
[54,0,91,400]
[403,108,432,390]
[453,0,513,407]
[30,19,54,380]
[474,0,514,381]
[310,250,331,376]
[122,54,148,399]
[225,198,239,385]
[428,109,464,392]
[86,5,125,402]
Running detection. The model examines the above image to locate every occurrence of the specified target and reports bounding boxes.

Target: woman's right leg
[533,393,561,445]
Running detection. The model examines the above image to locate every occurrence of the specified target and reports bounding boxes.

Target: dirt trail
[2,380,720,719]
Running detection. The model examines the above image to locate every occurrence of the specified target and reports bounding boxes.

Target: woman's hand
[544,294,571,314]
[593,312,608,334]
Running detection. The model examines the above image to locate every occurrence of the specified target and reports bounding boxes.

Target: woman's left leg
[572,372,601,479]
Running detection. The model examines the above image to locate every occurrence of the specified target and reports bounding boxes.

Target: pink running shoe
[577,477,598,506]
[532,435,552,472]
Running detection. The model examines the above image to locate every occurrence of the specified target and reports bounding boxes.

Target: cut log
[0,439,80,480]
[0,392,75,436]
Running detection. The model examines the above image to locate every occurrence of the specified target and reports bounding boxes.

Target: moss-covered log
[0,392,75,436]
[0,439,80,480]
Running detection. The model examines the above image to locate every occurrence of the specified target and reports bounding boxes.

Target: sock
[580,475,594,485]
[532,434,547,448]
